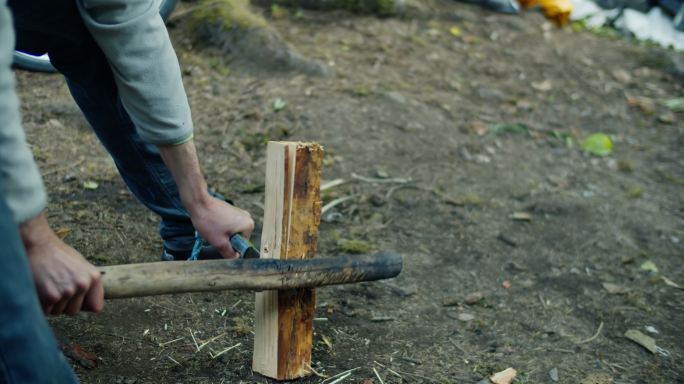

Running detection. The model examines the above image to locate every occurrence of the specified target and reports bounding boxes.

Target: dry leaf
[490,367,517,384]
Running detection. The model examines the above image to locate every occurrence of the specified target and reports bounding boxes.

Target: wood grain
[253,141,324,380]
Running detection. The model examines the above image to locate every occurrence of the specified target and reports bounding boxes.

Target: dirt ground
[14,1,684,383]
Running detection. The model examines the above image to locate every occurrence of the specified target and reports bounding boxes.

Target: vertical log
[253,141,323,380]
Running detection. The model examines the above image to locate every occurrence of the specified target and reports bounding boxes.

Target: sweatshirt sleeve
[0,1,47,224]
[76,0,194,146]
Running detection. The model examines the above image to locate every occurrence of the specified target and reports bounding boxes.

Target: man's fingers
[214,237,238,259]
[50,295,71,316]
[65,291,87,316]
[83,276,105,313]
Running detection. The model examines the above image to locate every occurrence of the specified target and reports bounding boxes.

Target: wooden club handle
[100,252,402,299]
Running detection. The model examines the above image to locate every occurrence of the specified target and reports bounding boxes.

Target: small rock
[549,367,559,382]
[457,312,475,322]
[477,87,505,101]
[531,80,552,92]
[464,291,485,305]
[627,96,656,115]
[497,233,517,247]
[509,212,532,221]
[502,280,512,289]
[474,154,491,164]
[658,111,675,124]
[381,91,407,105]
[490,367,517,384]
[602,282,630,294]
[458,147,473,161]
[369,193,386,207]
[63,173,77,182]
[46,118,64,129]
[611,69,632,84]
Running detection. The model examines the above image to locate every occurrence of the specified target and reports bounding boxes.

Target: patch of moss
[337,239,373,254]
[625,185,644,199]
[191,0,267,32]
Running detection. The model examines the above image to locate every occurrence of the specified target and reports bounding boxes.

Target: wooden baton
[100,252,402,299]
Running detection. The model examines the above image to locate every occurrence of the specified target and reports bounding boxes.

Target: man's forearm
[157,140,211,215]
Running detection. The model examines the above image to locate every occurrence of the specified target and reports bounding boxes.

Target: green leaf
[82,181,98,190]
[581,133,612,156]
[273,98,287,112]
[640,260,658,273]
[449,26,462,37]
[664,97,684,112]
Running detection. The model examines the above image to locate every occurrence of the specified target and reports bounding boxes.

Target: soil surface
[14,1,684,383]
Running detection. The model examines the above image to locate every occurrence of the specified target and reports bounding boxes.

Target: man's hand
[19,213,104,316]
[158,140,255,259]
[189,197,254,259]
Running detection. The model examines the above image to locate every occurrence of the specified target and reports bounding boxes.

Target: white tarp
[570,0,684,50]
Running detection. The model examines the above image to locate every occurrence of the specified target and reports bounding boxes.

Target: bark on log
[100,253,401,299]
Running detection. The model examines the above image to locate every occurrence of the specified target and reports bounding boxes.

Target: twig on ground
[305,363,329,378]
[210,343,241,359]
[351,172,412,184]
[321,367,361,383]
[538,293,547,309]
[327,373,352,384]
[373,367,385,384]
[374,361,402,379]
[372,361,440,383]
[198,332,227,351]
[577,321,604,344]
[158,337,184,347]
[321,195,358,216]
[167,355,182,366]
[188,329,200,352]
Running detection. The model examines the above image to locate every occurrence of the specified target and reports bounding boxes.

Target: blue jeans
[0,191,78,383]
[9,0,196,253]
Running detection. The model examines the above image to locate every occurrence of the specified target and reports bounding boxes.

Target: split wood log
[253,141,323,380]
[100,253,402,299]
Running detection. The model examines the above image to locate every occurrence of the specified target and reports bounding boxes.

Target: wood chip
[624,329,657,353]
[509,212,532,221]
[490,367,517,384]
[602,282,629,294]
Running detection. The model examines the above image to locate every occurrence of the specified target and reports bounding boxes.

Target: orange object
[520,0,573,26]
